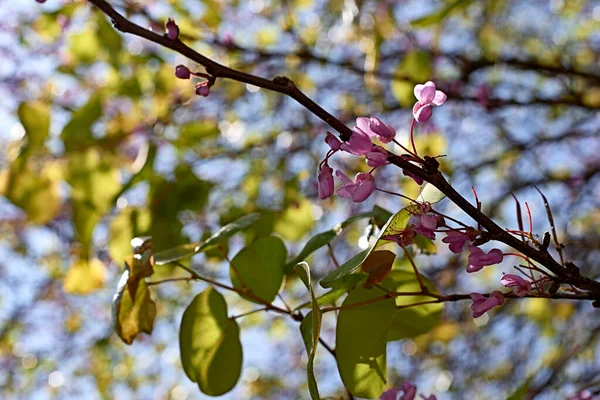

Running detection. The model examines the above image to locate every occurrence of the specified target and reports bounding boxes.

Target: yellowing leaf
[63,258,107,295]
[112,268,157,345]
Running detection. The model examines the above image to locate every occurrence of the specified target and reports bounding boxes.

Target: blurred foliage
[0,0,599,399]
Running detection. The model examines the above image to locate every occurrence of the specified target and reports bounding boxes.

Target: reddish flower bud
[317,166,334,199]
[195,81,210,97]
[470,291,504,318]
[166,18,179,40]
[325,132,342,151]
[175,65,191,79]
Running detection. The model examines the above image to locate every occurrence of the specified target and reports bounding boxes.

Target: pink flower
[420,396,437,400]
[500,274,531,297]
[356,117,396,143]
[366,145,388,167]
[175,65,191,79]
[380,381,417,400]
[409,213,438,240]
[165,18,180,40]
[317,166,334,200]
[336,171,375,202]
[195,81,210,97]
[403,170,424,185]
[470,291,504,318]
[341,127,373,156]
[467,245,503,273]
[442,231,470,254]
[325,132,342,151]
[412,81,447,123]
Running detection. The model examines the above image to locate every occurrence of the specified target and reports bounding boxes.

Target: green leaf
[417,182,446,204]
[68,28,101,64]
[384,271,443,341]
[390,51,432,106]
[295,262,322,400]
[294,274,366,310]
[410,0,472,27]
[112,268,156,344]
[284,231,336,273]
[320,206,417,288]
[61,93,103,152]
[336,286,395,398]
[180,288,243,396]
[335,271,443,398]
[413,235,437,255]
[149,166,212,253]
[178,121,220,146]
[230,236,287,303]
[18,101,50,156]
[506,375,534,400]
[372,205,392,228]
[284,212,373,273]
[320,249,370,288]
[153,213,261,265]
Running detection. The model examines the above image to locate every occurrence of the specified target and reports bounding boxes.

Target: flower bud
[175,65,191,80]
[166,18,179,40]
[195,81,210,97]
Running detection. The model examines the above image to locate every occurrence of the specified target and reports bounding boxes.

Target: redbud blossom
[36,0,47,3]
[442,230,470,254]
[366,145,388,167]
[467,245,503,273]
[356,116,396,143]
[175,65,191,79]
[317,166,334,200]
[421,395,437,400]
[340,127,373,156]
[409,213,438,240]
[382,228,416,247]
[166,18,179,40]
[412,81,447,123]
[195,81,210,97]
[336,171,375,202]
[470,291,504,318]
[500,274,531,297]
[325,132,342,151]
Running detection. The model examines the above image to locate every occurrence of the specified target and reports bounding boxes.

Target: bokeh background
[1,0,599,399]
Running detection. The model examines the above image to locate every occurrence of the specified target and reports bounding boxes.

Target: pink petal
[352,180,374,202]
[419,81,436,104]
[355,117,375,137]
[432,90,447,106]
[413,103,432,123]
[335,170,353,185]
[413,84,425,100]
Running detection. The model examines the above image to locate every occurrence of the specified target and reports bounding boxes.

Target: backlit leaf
[180,288,243,396]
[112,268,156,345]
[230,236,287,303]
[63,258,107,295]
[295,262,322,400]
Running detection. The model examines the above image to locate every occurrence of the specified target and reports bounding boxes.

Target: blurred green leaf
[61,93,103,152]
[180,288,242,396]
[391,51,432,106]
[109,208,151,263]
[410,0,472,27]
[18,101,50,156]
[230,236,287,303]
[295,262,322,400]
[153,213,261,265]
[64,258,107,295]
[274,198,314,241]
